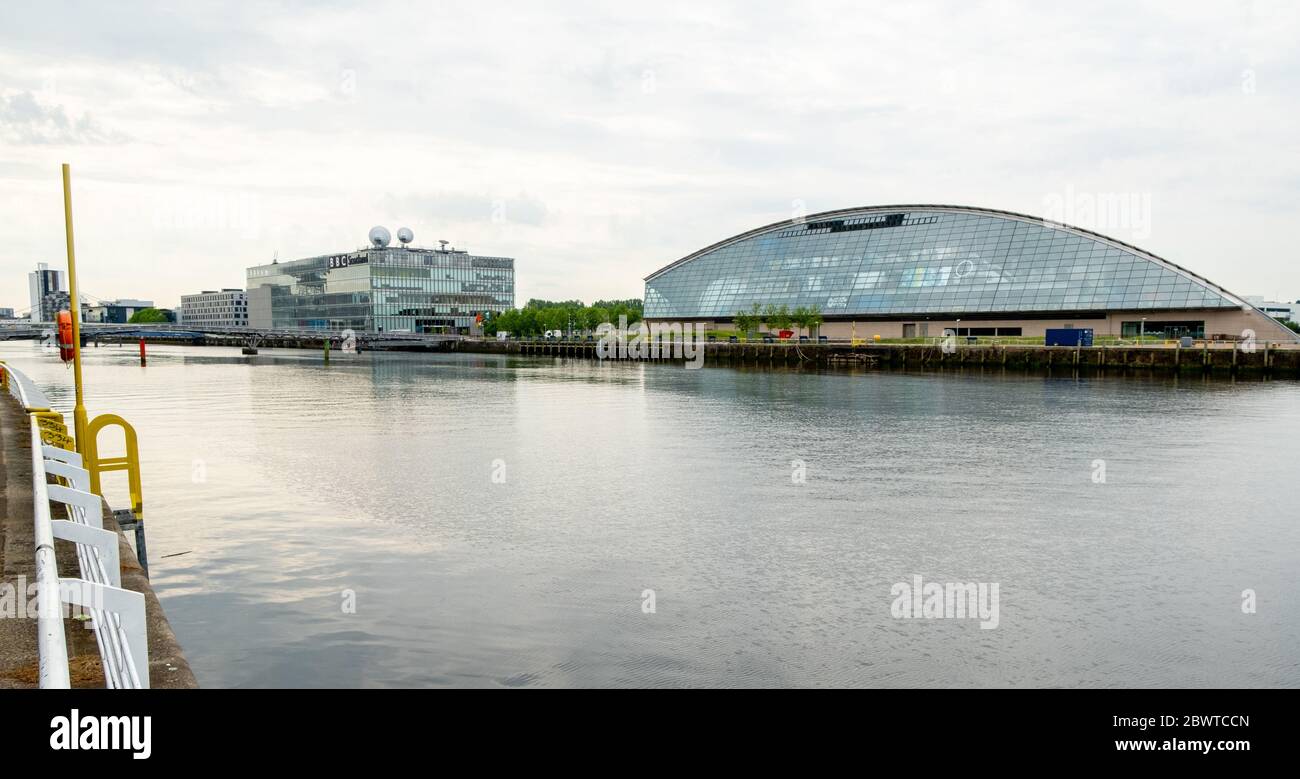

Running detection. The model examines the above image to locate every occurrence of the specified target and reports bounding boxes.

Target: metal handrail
[27,416,71,688]
[2,361,148,688]
[5,360,49,409]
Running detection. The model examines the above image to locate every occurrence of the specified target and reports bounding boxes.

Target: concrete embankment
[0,399,197,688]
[453,339,1300,378]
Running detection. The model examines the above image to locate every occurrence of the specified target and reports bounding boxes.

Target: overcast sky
[1,0,1298,312]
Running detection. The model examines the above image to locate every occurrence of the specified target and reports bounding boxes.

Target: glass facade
[247,246,515,333]
[645,207,1241,319]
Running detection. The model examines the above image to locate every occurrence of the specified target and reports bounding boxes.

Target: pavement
[0,397,198,688]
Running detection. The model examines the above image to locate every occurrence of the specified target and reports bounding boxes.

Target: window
[1121,320,1204,338]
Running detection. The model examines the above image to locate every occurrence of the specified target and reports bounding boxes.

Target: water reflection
[2,342,1297,688]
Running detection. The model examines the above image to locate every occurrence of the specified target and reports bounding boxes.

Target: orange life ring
[56,310,75,362]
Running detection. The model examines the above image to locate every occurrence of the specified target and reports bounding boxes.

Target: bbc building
[246,228,515,334]
[643,205,1298,342]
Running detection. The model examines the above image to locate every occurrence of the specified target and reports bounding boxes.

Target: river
[3,341,1297,687]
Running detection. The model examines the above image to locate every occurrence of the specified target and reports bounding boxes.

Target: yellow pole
[61,163,89,455]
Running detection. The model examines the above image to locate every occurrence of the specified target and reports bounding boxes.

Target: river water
[3,341,1297,688]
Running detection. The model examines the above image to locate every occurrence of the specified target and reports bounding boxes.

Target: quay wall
[451,339,1300,378]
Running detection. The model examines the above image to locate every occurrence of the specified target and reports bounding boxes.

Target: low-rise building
[1245,297,1299,324]
[178,289,248,328]
[85,299,154,323]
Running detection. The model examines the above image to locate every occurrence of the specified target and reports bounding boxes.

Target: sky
[1,0,1298,313]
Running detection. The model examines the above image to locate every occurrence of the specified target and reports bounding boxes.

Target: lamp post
[61,164,89,453]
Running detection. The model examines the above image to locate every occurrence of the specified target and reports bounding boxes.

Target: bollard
[323,338,330,364]
[138,337,146,366]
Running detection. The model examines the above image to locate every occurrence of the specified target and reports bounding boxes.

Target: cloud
[382,192,549,227]
[0,0,1298,310]
[0,91,126,144]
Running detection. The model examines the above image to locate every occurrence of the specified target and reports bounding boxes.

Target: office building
[246,227,515,333]
[28,262,65,322]
[178,289,248,328]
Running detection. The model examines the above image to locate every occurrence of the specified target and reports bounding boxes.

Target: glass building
[247,241,515,334]
[28,262,65,323]
[644,205,1297,340]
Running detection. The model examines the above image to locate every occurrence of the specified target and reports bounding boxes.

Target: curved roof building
[644,205,1297,341]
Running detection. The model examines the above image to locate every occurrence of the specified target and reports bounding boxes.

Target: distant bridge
[0,322,467,351]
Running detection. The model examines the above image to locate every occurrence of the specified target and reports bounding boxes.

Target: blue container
[1045,328,1094,347]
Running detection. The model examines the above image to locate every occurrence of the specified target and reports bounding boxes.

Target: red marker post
[139,337,146,366]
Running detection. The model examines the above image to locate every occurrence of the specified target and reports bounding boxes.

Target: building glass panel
[247,245,515,333]
[644,207,1241,320]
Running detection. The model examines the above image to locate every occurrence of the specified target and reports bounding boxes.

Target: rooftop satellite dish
[368,226,391,248]
[397,227,414,245]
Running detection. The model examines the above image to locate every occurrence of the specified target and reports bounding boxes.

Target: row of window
[648,211,1231,318]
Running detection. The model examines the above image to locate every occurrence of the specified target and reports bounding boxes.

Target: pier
[453,338,1300,378]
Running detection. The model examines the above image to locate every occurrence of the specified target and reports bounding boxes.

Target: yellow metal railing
[33,410,76,451]
[2,359,148,575]
[84,414,144,523]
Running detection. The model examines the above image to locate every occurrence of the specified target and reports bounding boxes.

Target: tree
[766,304,793,334]
[517,308,540,336]
[733,305,760,339]
[585,306,610,332]
[593,299,643,319]
[540,307,568,335]
[129,307,171,324]
[1280,319,1300,334]
[600,299,642,326]
[792,306,810,337]
[525,298,585,310]
[795,304,823,339]
[485,309,520,336]
[487,297,643,339]
[734,302,764,339]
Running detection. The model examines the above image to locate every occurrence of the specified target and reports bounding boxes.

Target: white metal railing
[0,320,466,341]
[4,362,148,688]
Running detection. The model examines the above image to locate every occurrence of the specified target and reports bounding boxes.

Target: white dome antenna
[397,227,413,245]
[368,226,391,248]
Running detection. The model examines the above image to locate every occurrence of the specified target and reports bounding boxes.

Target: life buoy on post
[56,310,75,362]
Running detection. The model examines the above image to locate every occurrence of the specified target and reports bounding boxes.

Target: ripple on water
[2,343,1298,688]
